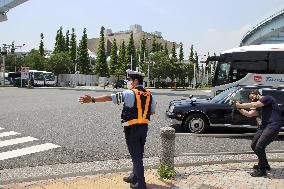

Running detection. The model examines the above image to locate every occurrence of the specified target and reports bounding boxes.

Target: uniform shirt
[111,85,156,114]
[259,95,281,130]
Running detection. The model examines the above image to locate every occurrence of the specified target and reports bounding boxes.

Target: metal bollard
[159,127,175,167]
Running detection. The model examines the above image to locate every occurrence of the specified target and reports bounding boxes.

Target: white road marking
[0,143,61,161]
[0,131,20,138]
[0,136,38,148]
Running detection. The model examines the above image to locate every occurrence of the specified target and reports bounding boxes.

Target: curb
[1,152,284,186]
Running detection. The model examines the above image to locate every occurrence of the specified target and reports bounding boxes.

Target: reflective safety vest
[121,88,152,126]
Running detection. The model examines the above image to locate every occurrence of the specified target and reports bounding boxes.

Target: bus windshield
[212,61,231,86]
[34,72,44,80]
[45,73,55,81]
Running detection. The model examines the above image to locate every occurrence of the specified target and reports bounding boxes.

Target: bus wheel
[183,114,208,133]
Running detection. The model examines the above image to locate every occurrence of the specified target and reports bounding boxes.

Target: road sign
[21,67,29,79]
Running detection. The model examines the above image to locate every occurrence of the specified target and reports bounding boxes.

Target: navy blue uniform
[112,85,156,188]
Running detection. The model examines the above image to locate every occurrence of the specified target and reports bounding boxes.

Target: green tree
[24,49,46,70]
[54,27,65,53]
[95,26,109,77]
[185,62,194,86]
[70,28,77,72]
[65,30,70,52]
[189,44,194,64]
[140,37,146,63]
[77,28,91,74]
[126,32,137,70]
[4,55,20,72]
[151,36,157,53]
[171,42,177,62]
[194,51,199,75]
[48,52,72,74]
[201,64,205,83]
[164,43,169,55]
[152,51,171,85]
[109,39,119,76]
[118,41,126,77]
[179,42,184,62]
[39,33,44,57]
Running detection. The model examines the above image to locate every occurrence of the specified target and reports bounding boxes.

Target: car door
[226,89,257,126]
[205,103,233,124]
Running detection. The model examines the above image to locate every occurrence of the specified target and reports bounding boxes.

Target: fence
[57,74,98,87]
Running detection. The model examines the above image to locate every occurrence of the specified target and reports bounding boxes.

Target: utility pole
[2,53,5,86]
[1,42,25,86]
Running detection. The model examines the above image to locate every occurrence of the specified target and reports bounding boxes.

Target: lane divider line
[0,143,61,161]
[0,136,39,148]
[0,131,20,138]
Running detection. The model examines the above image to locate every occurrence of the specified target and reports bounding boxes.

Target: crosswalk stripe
[0,136,38,148]
[0,127,4,130]
[0,131,20,138]
[0,143,61,161]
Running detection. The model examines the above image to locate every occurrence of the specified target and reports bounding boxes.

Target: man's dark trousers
[125,125,148,188]
[251,127,279,171]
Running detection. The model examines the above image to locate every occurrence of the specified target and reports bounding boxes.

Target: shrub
[157,164,175,179]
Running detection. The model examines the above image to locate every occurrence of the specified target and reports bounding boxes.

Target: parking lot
[0,87,283,170]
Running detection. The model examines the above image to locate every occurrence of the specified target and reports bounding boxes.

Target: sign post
[21,67,29,87]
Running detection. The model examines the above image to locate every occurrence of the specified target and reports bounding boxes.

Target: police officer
[79,69,156,189]
[236,89,281,177]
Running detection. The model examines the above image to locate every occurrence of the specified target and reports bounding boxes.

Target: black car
[113,80,127,89]
[166,86,284,133]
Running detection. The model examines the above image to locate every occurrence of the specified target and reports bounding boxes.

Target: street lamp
[145,52,154,88]
[1,46,7,86]
[13,44,25,72]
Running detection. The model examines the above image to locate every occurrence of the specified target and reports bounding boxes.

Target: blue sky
[1,0,284,58]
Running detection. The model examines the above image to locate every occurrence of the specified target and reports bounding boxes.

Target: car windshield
[210,87,237,103]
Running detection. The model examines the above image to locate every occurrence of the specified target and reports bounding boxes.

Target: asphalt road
[0,87,283,170]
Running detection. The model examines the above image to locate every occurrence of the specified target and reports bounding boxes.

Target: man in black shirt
[236,89,281,177]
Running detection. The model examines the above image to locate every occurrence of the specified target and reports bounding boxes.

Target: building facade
[87,24,179,56]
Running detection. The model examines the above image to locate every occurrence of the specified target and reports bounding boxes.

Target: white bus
[29,70,45,86]
[42,71,56,87]
[209,44,284,96]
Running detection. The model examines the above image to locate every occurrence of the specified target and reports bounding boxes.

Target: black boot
[123,176,132,183]
[253,164,271,171]
[123,174,137,184]
[250,169,267,177]
[130,182,147,189]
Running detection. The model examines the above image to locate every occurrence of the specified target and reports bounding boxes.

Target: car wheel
[183,113,208,133]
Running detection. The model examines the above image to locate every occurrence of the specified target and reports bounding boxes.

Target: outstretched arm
[79,95,112,104]
[236,101,264,109]
[238,109,258,118]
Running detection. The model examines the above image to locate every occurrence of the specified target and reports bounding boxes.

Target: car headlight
[168,105,175,113]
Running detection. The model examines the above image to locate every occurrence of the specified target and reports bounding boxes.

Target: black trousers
[124,125,148,187]
[251,127,279,171]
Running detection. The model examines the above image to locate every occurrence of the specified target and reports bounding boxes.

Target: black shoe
[250,169,267,177]
[130,183,147,189]
[253,164,271,171]
[123,176,133,183]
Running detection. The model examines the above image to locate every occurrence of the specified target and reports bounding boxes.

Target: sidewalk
[2,162,284,189]
[1,154,284,189]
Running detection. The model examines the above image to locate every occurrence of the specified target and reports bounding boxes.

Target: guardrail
[159,127,284,168]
